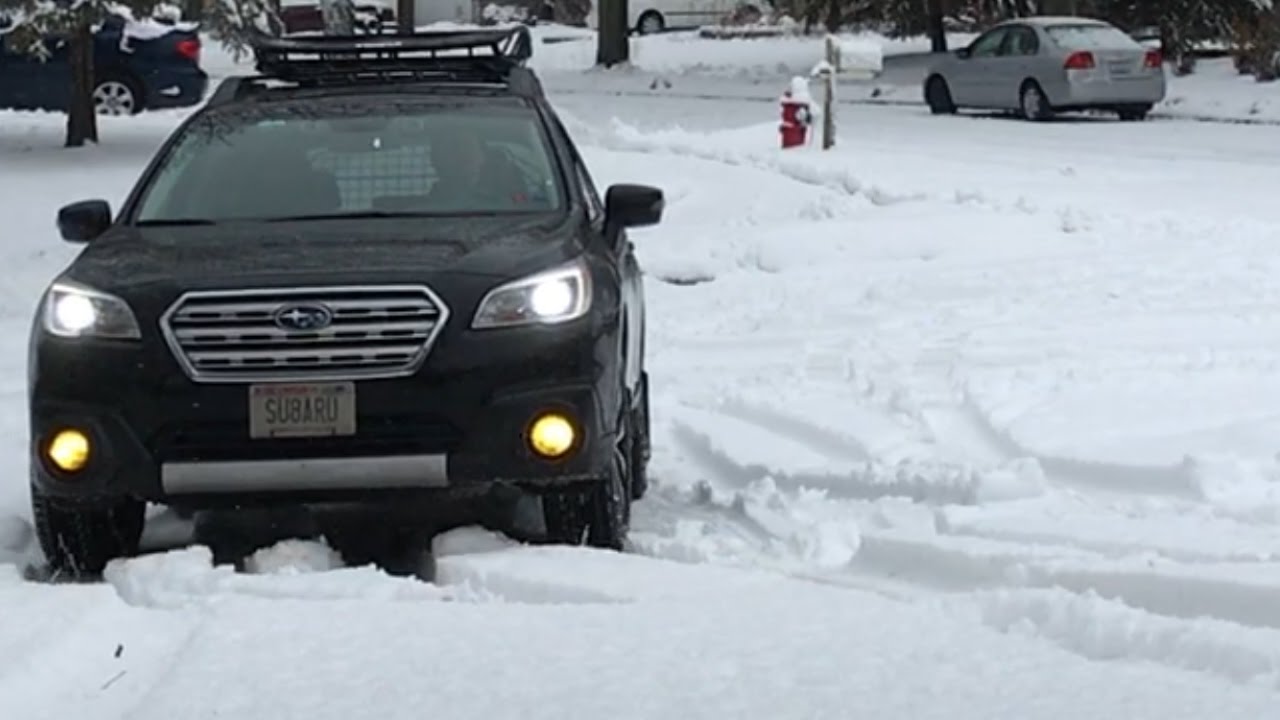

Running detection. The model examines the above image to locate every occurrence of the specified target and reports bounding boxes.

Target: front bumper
[30,322,615,507]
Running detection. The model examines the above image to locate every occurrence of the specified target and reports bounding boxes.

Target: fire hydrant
[779,79,812,150]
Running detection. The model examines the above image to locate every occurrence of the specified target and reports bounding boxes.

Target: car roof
[999,15,1111,28]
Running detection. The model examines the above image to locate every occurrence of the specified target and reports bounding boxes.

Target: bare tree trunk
[927,0,947,52]
[596,0,629,67]
[823,0,840,33]
[397,0,415,32]
[65,22,97,148]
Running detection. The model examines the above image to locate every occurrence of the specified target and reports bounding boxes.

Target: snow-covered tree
[0,0,166,146]
[200,0,283,60]
[1226,0,1279,80]
[320,0,355,35]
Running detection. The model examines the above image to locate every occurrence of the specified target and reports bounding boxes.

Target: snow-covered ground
[4,37,1280,716]
[517,25,1280,125]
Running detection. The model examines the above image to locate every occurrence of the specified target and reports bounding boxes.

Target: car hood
[64,215,580,295]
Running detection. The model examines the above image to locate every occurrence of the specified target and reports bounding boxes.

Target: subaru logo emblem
[273,303,333,331]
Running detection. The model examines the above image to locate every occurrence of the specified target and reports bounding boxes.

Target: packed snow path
[3,99,1280,716]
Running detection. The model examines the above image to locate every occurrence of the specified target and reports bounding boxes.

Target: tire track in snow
[715,396,872,463]
[671,416,983,505]
[849,521,1280,635]
[956,588,1280,689]
[954,387,1202,500]
[666,400,1280,636]
[638,460,1280,689]
[0,582,202,720]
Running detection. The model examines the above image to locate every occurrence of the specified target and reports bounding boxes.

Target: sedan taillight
[1063,51,1096,70]
[175,38,200,64]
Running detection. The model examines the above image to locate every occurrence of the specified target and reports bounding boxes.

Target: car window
[577,165,604,224]
[1045,24,1141,51]
[969,28,1008,58]
[1002,26,1039,56]
[133,103,565,222]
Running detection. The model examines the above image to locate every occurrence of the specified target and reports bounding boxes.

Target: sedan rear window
[134,102,564,223]
[1045,24,1142,51]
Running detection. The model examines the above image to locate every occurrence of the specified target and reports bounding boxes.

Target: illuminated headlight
[472,259,592,329]
[42,281,141,340]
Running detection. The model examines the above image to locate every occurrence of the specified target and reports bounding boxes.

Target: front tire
[542,410,633,550]
[636,10,664,35]
[1117,104,1152,121]
[925,75,956,115]
[629,373,651,501]
[31,485,145,578]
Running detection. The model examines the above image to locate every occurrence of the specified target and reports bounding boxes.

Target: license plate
[249,382,356,439]
[1108,62,1132,76]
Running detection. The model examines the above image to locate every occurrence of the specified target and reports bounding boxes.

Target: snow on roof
[1007,15,1111,27]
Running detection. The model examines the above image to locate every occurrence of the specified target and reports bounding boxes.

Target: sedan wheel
[1019,83,1051,121]
[637,11,664,35]
[93,80,138,116]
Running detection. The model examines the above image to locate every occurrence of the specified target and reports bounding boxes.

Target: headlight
[472,258,592,329]
[42,281,141,340]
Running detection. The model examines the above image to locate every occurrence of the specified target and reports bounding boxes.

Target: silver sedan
[923,16,1166,121]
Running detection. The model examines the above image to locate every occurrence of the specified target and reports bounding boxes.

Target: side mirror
[604,184,664,229]
[955,47,971,59]
[57,200,112,243]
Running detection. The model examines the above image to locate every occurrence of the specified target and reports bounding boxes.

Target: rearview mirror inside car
[604,184,664,229]
[57,200,112,243]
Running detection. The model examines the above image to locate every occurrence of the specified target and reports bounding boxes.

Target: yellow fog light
[528,413,576,459]
[47,429,91,473]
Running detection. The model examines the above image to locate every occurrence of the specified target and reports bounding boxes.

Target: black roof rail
[249,26,534,87]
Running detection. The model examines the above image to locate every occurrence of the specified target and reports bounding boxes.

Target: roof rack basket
[250,25,534,86]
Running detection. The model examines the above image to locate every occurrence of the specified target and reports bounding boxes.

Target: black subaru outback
[28,27,663,576]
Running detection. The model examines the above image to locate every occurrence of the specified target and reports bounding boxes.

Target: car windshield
[132,101,565,223]
[1045,23,1141,51]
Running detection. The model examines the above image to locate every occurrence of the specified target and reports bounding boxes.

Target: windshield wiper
[134,218,218,226]
[265,211,438,222]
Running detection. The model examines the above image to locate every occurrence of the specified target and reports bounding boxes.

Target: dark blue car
[0,14,208,115]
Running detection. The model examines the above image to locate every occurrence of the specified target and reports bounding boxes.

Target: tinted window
[1003,27,1039,56]
[134,102,564,222]
[969,28,1008,58]
[1045,24,1141,51]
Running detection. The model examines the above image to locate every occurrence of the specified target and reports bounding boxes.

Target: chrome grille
[160,285,449,383]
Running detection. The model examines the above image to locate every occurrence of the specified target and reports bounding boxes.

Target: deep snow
[3,37,1280,717]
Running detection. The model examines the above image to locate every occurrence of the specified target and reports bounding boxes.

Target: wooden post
[821,35,837,150]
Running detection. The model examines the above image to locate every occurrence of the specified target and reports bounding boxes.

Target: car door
[0,34,71,111]
[951,27,1009,107]
[0,38,16,109]
[0,34,48,110]
[990,24,1040,110]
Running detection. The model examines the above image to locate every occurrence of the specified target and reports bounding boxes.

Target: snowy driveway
[3,97,1280,716]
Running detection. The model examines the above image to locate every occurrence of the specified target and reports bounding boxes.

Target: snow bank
[527,29,963,77]
[103,545,462,607]
[962,588,1280,687]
